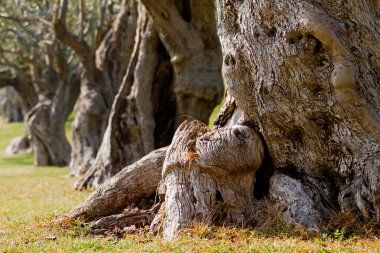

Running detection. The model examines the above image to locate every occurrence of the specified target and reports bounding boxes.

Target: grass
[209,96,225,128]
[208,97,226,128]
[0,115,380,252]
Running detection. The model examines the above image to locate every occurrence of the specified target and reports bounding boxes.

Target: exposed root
[90,204,161,231]
[65,147,167,222]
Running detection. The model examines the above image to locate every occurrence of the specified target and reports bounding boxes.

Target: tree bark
[0,86,23,122]
[160,120,264,239]
[216,0,380,227]
[141,0,224,127]
[62,147,167,222]
[62,0,380,241]
[75,0,224,189]
[26,76,80,166]
[64,0,138,176]
[75,4,174,189]
[24,43,80,166]
[0,70,37,155]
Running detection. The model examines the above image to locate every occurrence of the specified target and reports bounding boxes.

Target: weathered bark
[0,70,37,155]
[25,43,80,166]
[63,0,380,241]
[216,0,380,228]
[75,5,174,189]
[0,86,23,122]
[75,0,223,189]
[62,147,167,222]
[141,0,224,127]
[26,78,79,166]
[64,0,138,176]
[160,120,264,239]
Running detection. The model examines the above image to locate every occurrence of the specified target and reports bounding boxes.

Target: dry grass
[1,120,380,252]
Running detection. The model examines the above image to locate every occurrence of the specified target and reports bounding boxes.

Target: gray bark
[75,6,165,189]
[0,70,37,155]
[0,86,23,122]
[27,74,79,166]
[55,0,138,176]
[62,147,167,221]
[217,0,380,227]
[25,44,80,166]
[141,0,224,127]
[161,120,264,239]
[74,0,223,190]
[61,0,380,240]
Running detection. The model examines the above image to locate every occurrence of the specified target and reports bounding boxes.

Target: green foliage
[333,227,347,240]
[0,0,54,70]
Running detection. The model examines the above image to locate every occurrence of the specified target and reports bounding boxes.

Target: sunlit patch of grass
[209,95,225,128]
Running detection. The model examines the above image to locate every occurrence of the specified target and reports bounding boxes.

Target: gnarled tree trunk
[0,70,37,155]
[75,6,173,189]
[0,86,23,122]
[61,0,380,241]
[75,0,224,190]
[25,43,80,166]
[217,0,380,228]
[58,0,138,176]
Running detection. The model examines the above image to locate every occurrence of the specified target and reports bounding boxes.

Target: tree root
[64,147,167,222]
[90,204,161,231]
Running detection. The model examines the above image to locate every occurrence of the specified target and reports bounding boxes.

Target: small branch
[53,0,91,60]
[0,14,52,28]
[79,0,85,41]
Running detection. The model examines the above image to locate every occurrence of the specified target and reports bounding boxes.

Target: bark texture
[160,120,264,239]
[75,6,169,189]
[25,44,80,166]
[0,86,23,122]
[75,0,223,189]
[141,0,224,127]
[62,0,380,241]
[54,0,138,175]
[217,0,380,227]
[0,71,37,155]
[62,147,167,222]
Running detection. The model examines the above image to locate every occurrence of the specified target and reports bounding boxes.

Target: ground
[0,108,380,252]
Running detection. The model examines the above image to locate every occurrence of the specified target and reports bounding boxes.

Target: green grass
[1,116,380,252]
[209,96,225,128]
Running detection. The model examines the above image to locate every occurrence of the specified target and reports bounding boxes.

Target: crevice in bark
[253,135,274,200]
